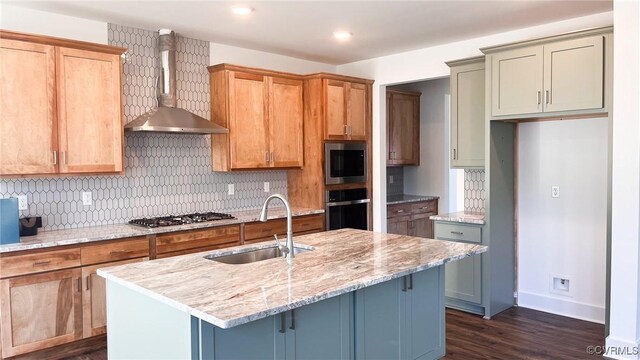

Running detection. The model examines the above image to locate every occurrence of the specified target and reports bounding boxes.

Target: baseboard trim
[517,291,605,324]
[604,336,640,360]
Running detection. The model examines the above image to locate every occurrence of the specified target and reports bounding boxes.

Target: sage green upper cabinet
[487,33,605,118]
[448,57,485,168]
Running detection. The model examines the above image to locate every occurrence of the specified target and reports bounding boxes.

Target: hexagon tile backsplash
[464,169,486,213]
[0,24,287,231]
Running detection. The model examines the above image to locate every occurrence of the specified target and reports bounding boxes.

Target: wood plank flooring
[63,306,604,360]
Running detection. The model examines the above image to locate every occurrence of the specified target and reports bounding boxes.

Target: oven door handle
[326,199,371,207]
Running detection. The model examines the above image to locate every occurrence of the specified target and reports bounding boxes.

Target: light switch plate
[264,182,270,193]
[16,195,28,210]
[551,186,560,198]
[228,184,235,196]
[82,192,92,206]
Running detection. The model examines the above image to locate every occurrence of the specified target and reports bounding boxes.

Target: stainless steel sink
[205,245,313,265]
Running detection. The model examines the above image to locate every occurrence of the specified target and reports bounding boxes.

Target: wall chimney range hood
[125,29,227,134]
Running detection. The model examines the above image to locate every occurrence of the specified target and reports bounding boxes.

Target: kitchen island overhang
[99,229,487,360]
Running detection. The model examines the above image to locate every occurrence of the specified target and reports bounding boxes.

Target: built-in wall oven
[326,188,370,231]
[324,142,367,185]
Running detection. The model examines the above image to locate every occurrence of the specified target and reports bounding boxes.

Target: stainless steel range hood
[125,29,227,134]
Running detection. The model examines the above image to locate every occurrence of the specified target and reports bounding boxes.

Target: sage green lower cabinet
[435,221,485,315]
[355,266,445,360]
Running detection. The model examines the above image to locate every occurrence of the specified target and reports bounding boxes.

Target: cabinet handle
[86,275,91,290]
[265,151,270,163]
[546,90,550,104]
[344,125,348,135]
[402,276,408,292]
[537,91,541,105]
[52,151,58,165]
[77,277,82,293]
[279,312,286,333]
[349,125,352,135]
[110,250,130,255]
[408,274,413,290]
[33,260,51,267]
[453,148,457,160]
[289,309,295,330]
[396,209,404,213]
[450,231,463,235]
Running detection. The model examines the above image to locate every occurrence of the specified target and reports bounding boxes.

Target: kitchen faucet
[259,194,294,264]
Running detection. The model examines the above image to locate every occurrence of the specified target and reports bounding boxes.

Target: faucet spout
[259,194,294,264]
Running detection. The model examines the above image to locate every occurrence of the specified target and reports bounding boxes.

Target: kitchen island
[98,229,487,360]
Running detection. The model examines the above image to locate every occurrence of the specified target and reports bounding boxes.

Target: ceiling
[6,1,612,64]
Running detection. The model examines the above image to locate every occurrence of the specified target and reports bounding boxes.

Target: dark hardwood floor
[64,306,604,360]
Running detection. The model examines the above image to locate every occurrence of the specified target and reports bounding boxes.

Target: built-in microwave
[324,142,367,185]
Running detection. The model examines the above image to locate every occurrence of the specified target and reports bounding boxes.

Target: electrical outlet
[551,186,560,198]
[228,184,235,196]
[389,175,394,184]
[16,195,28,211]
[264,182,270,193]
[82,192,92,206]
[550,274,572,297]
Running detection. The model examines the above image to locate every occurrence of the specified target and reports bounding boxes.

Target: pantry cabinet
[209,64,304,171]
[324,79,368,141]
[447,57,485,168]
[387,90,421,166]
[0,31,126,176]
[488,34,604,117]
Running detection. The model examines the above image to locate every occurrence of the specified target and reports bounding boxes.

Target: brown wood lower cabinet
[244,214,324,244]
[0,268,83,358]
[155,225,241,258]
[387,199,438,238]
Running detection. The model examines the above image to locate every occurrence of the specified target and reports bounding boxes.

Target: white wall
[607,0,640,358]
[392,78,452,215]
[209,43,335,73]
[336,11,613,232]
[517,118,608,323]
[0,4,108,44]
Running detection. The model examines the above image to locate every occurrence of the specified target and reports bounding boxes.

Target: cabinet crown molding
[0,30,126,55]
[445,55,485,68]
[480,25,613,54]
[208,63,375,85]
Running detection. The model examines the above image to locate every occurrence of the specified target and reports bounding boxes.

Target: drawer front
[387,203,412,218]
[0,248,81,279]
[434,222,481,243]
[156,225,240,255]
[244,219,287,242]
[80,237,149,265]
[412,200,437,214]
[293,215,324,233]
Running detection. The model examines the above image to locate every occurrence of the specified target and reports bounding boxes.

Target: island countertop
[98,229,487,329]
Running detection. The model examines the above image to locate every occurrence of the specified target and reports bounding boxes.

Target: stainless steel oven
[325,188,370,231]
[324,142,367,185]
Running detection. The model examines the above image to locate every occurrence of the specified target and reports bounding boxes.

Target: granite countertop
[0,208,324,254]
[429,211,486,225]
[387,194,440,205]
[98,229,487,329]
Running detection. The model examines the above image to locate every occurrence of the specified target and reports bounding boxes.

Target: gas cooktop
[129,212,235,228]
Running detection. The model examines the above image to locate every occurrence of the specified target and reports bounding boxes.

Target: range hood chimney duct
[124,29,227,134]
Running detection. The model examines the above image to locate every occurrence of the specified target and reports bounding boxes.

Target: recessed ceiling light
[333,31,353,41]
[231,6,254,16]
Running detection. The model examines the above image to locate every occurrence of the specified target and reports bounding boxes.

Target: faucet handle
[274,235,289,256]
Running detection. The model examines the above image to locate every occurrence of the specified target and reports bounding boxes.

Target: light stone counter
[98,229,487,329]
[429,211,486,225]
[0,208,323,253]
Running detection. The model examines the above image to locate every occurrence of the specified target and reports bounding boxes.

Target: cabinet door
[81,258,143,338]
[203,315,285,360]
[324,79,348,140]
[0,39,58,175]
[491,46,543,116]
[355,277,404,360]
[269,77,304,168]
[286,294,352,360]
[388,91,420,165]
[388,216,412,236]
[404,268,445,360]
[56,47,123,173]
[451,62,485,168]
[543,35,604,113]
[411,213,434,239]
[444,252,482,304]
[229,71,270,169]
[347,83,367,140]
[0,269,82,358]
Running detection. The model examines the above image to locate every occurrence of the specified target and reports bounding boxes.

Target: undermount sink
[205,245,313,265]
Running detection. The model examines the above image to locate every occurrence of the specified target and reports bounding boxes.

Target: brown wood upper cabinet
[324,80,367,141]
[387,89,421,166]
[0,31,126,176]
[209,64,304,171]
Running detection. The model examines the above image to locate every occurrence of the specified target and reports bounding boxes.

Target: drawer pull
[110,250,131,255]
[33,261,51,267]
[450,231,464,235]
[396,209,404,213]
[420,207,430,210]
